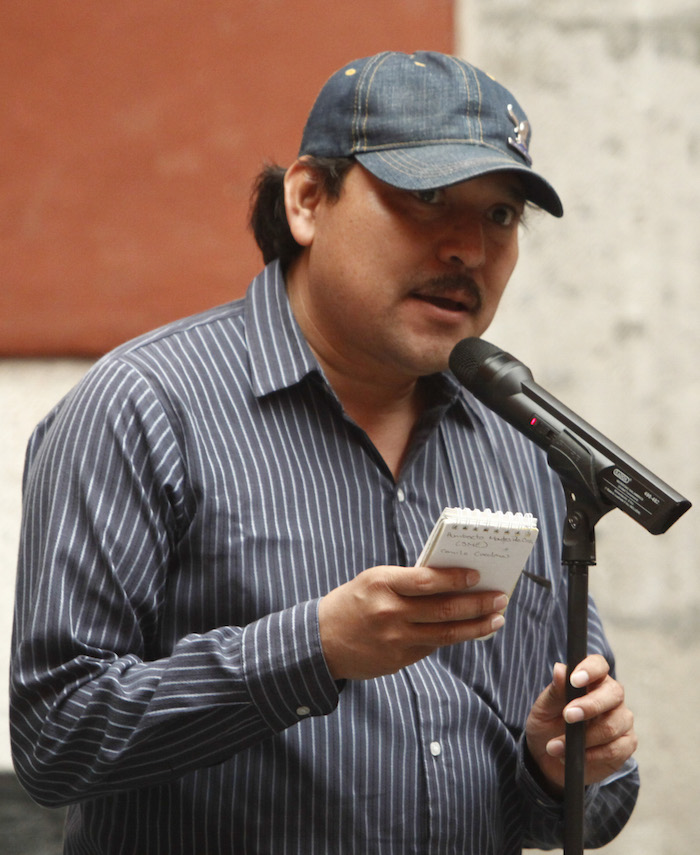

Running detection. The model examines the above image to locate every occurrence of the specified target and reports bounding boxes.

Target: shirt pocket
[503,570,555,650]
[481,571,556,726]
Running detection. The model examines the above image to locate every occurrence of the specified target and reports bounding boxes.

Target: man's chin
[418,331,485,375]
[410,349,454,378]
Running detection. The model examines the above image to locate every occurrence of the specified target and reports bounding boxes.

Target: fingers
[545,717,638,786]
[527,656,638,789]
[409,589,509,625]
[318,565,509,680]
[581,728,639,781]
[526,655,616,727]
[546,703,635,753]
[528,654,618,729]
[562,654,619,724]
[391,564,482,597]
[382,564,508,628]
[564,677,635,755]
[568,653,613,691]
[362,564,506,623]
[546,658,637,784]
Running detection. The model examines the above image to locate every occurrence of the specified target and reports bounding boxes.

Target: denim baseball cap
[298,51,563,217]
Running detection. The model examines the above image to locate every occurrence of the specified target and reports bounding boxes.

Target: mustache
[411,274,483,312]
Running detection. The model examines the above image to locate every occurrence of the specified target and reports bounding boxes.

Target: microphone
[449,337,691,535]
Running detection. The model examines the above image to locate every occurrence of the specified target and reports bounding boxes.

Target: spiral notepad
[416,508,539,596]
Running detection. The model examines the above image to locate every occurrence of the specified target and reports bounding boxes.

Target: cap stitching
[369,149,520,179]
[357,53,390,153]
[472,65,485,144]
[354,138,511,153]
[448,57,484,145]
[351,54,377,151]
[351,58,368,151]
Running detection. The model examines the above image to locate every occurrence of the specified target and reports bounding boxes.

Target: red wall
[1,1,454,356]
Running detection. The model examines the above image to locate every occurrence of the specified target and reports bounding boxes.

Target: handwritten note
[416,508,539,595]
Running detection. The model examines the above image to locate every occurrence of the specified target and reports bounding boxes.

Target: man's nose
[436,219,486,269]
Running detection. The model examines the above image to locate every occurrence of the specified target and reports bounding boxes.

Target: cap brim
[355,144,563,217]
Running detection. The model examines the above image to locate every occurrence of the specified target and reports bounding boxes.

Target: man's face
[285,163,523,386]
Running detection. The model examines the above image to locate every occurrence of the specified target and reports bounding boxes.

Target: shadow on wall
[1,773,64,855]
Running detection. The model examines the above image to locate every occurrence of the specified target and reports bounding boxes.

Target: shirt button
[296,706,311,717]
[396,488,406,502]
[430,741,442,757]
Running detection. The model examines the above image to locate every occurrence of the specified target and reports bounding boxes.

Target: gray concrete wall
[1,361,93,770]
[2,1,699,851]
[460,1,700,851]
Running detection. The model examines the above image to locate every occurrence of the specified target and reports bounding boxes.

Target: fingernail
[465,569,480,587]
[553,662,567,681]
[493,594,509,611]
[564,706,585,724]
[570,670,589,688]
[546,738,565,757]
[490,614,505,632]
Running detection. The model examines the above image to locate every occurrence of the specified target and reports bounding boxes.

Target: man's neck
[285,257,426,477]
[321,362,426,480]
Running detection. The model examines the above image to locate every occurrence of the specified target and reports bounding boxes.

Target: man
[11,51,638,853]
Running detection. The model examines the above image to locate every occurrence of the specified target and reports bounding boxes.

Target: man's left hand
[525,654,638,794]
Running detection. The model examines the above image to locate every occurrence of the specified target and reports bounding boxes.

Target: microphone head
[449,338,506,387]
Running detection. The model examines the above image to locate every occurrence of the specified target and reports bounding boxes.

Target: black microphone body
[449,338,691,535]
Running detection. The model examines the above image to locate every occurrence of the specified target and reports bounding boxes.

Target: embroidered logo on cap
[507,104,532,165]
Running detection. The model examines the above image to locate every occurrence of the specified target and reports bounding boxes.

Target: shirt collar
[422,370,481,430]
[245,260,322,398]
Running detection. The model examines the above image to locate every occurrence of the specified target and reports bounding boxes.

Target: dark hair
[249,156,355,269]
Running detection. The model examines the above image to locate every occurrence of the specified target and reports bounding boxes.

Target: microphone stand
[447,338,691,851]
[561,490,605,854]
[548,434,613,855]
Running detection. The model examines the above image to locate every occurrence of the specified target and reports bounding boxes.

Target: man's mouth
[409,276,483,315]
[412,293,472,313]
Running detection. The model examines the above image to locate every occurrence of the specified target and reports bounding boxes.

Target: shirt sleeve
[10,358,340,808]
[516,737,640,848]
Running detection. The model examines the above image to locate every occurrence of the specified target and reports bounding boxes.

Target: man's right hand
[318,565,508,680]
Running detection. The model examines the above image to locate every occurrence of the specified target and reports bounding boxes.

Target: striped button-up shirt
[11,261,638,854]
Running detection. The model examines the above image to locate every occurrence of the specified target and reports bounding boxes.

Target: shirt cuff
[517,735,602,817]
[241,598,340,732]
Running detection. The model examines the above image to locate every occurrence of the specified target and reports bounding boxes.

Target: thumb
[536,662,568,717]
[552,661,568,690]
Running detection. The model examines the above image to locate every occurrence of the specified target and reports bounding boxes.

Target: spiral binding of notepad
[416,507,540,589]
[438,507,538,533]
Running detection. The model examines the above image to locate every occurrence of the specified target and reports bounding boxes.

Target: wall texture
[2,1,699,851]
[0,0,452,355]
[461,2,700,851]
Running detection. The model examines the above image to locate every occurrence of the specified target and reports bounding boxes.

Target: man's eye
[488,205,519,226]
[411,188,445,205]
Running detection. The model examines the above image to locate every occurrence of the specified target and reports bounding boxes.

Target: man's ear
[284,159,324,248]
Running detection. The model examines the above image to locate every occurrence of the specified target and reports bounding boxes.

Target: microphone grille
[449,338,503,387]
